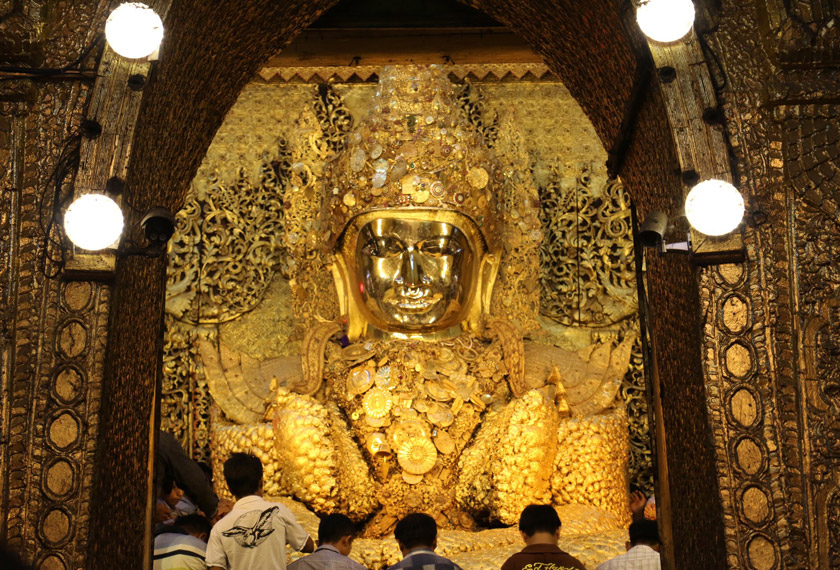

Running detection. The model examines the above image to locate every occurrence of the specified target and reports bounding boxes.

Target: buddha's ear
[331,253,366,341]
[465,248,500,334]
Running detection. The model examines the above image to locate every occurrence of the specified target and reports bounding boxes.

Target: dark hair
[173,514,213,537]
[394,513,437,549]
[518,504,561,536]
[223,453,263,498]
[318,513,356,545]
[160,474,176,496]
[629,520,660,546]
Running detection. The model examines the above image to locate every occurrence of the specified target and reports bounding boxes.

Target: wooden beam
[267,28,542,67]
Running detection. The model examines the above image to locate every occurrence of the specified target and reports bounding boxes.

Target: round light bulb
[636,0,695,43]
[64,194,124,251]
[685,179,744,236]
[105,2,164,59]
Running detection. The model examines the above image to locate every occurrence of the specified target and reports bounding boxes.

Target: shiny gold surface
[158,65,648,565]
[273,495,625,569]
[199,68,636,552]
[336,209,497,340]
[352,218,477,333]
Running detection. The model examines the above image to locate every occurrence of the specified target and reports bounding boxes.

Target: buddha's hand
[196,338,302,424]
[523,332,637,416]
[272,389,378,517]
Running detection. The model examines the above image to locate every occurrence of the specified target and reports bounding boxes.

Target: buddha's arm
[196,339,303,424]
[522,334,636,416]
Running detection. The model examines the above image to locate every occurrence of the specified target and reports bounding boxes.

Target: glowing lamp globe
[636,0,696,43]
[64,194,124,251]
[105,2,164,59]
[685,179,745,236]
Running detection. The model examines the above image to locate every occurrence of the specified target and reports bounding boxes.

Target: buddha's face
[351,217,478,332]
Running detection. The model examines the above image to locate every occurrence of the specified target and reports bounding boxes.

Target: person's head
[518,504,562,545]
[223,453,263,499]
[394,513,437,554]
[318,513,357,556]
[173,514,213,542]
[159,474,184,508]
[628,520,660,552]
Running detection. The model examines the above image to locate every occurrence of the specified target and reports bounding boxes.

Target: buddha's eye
[362,236,405,258]
[418,237,461,257]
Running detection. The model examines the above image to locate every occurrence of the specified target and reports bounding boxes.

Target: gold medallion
[375,365,394,388]
[365,415,389,428]
[347,367,374,396]
[402,471,424,485]
[363,387,394,419]
[425,381,452,402]
[433,430,456,454]
[427,404,455,427]
[391,419,429,447]
[341,343,375,365]
[397,437,437,475]
[467,166,489,189]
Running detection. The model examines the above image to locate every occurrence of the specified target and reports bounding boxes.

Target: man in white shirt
[288,513,366,570]
[595,520,661,570]
[206,453,315,570]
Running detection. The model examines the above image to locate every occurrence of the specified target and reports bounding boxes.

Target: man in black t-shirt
[501,505,587,570]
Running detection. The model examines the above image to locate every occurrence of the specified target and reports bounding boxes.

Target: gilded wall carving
[697,0,840,566]
[0,63,108,570]
[782,103,840,567]
[699,260,785,569]
[164,162,292,461]
[539,169,636,329]
[536,166,648,493]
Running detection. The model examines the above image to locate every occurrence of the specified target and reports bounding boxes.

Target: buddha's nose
[398,247,424,287]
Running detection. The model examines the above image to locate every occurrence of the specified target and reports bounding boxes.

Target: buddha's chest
[325,336,509,479]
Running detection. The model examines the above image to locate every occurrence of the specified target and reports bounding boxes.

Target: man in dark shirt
[501,504,586,570]
[156,431,220,522]
[386,513,462,570]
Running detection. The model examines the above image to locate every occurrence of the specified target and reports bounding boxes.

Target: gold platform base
[275,497,627,569]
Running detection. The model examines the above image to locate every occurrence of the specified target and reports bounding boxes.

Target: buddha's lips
[384,288,442,313]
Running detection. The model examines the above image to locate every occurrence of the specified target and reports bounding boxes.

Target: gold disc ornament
[397,437,438,475]
[433,430,456,454]
[363,388,393,419]
[390,420,429,448]
[347,367,374,396]
[467,166,489,189]
[402,472,424,485]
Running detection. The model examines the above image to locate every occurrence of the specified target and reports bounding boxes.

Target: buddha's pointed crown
[324,65,502,251]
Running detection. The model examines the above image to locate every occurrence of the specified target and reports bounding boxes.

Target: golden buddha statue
[199,65,634,539]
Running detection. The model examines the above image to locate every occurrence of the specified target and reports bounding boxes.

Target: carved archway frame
[72,1,732,568]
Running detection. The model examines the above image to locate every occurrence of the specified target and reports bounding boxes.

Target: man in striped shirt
[153,514,212,570]
[288,513,366,570]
